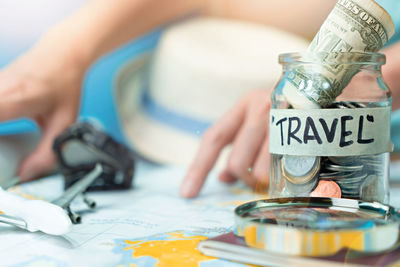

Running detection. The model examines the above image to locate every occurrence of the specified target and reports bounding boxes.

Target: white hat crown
[116,17,309,165]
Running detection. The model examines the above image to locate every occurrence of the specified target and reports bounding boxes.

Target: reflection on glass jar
[269,52,392,203]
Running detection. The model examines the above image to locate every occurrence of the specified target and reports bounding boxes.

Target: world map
[0,161,264,267]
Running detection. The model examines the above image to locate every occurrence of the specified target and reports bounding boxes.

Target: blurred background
[0,0,163,144]
[0,0,399,152]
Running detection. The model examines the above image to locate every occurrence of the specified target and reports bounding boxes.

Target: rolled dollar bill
[283,0,395,108]
[309,0,395,53]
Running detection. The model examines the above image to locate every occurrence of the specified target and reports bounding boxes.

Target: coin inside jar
[310,180,341,198]
[281,155,320,185]
[285,176,318,196]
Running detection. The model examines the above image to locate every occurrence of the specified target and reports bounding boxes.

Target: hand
[383,42,400,110]
[181,89,271,198]
[0,34,86,181]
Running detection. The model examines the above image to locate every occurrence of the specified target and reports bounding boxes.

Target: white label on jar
[269,107,393,156]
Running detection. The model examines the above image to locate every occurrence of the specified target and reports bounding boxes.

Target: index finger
[180,99,247,198]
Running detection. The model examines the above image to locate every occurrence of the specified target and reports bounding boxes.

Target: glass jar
[269,52,392,203]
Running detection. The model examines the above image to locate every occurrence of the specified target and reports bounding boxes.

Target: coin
[328,156,356,165]
[335,173,368,183]
[286,177,318,196]
[325,164,363,172]
[320,172,356,180]
[310,180,342,198]
[281,155,320,185]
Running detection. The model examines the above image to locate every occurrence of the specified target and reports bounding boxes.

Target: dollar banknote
[283,0,395,108]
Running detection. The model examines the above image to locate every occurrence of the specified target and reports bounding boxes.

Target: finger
[225,93,269,188]
[18,114,70,181]
[18,133,57,182]
[18,145,57,182]
[218,169,237,183]
[252,137,271,193]
[180,98,248,198]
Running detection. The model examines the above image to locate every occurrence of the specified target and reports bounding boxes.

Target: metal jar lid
[234,197,400,257]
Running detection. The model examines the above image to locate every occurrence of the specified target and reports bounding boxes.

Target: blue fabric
[392,110,400,151]
[79,30,162,144]
[141,88,212,136]
[0,119,38,135]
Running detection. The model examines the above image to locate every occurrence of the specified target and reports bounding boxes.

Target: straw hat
[115,17,308,167]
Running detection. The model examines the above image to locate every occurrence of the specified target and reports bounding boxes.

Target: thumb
[18,121,65,181]
[18,137,57,182]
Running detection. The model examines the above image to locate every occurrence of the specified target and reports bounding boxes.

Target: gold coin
[310,181,341,198]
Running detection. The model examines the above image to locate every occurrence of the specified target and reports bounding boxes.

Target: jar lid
[234,197,400,257]
[279,52,386,65]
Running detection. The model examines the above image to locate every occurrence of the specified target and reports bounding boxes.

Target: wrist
[46,25,93,66]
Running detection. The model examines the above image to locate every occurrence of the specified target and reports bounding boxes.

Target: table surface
[2,160,400,267]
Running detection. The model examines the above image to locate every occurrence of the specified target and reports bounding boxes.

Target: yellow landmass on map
[123,231,215,267]
[230,186,268,199]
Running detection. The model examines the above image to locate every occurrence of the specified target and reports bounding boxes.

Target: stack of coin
[319,157,366,198]
[327,101,368,109]
[281,155,320,196]
[318,155,383,199]
[323,102,381,198]
[280,101,384,199]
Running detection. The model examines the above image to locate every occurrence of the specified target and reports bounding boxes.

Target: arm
[0,0,204,181]
[46,0,336,68]
[207,0,337,40]
[44,0,205,70]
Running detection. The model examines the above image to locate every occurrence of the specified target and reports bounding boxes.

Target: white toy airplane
[0,164,102,235]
